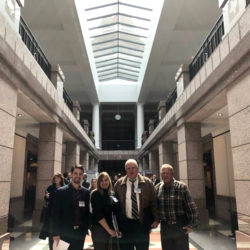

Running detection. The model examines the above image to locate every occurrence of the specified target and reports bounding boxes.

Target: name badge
[79,201,85,207]
[111,196,119,203]
[135,188,141,194]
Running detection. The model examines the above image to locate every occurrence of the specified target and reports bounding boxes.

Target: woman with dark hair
[91,172,120,250]
[39,173,65,249]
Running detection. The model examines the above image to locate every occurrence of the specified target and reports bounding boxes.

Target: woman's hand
[108,229,117,237]
[45,192,50,199]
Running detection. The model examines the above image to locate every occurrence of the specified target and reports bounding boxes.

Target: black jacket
[52,184,90,241]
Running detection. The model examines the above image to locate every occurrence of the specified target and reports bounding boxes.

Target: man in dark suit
[114,159,159,250]
[52,165,90,250]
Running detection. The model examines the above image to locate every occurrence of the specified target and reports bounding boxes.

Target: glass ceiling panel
[119,15,150,28]
[118,58,141,67]
[89,24,118,37]
[118,40,145,51]
[92,40,118,51]
[119,5,152,20]
[119,32,146,44]
[91,32,118,44]
[85,4,118,20]
[88,15,118,29]
[96,59,118,68]
[94,47,118,58]
[97,65,117,73]
[119,24,148,37]
[80,0,164,83]
[118,64,140,72]
[99,69,118,77]
[95,53,117,63]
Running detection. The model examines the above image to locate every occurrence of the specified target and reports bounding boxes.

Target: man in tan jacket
[114,159,159,250]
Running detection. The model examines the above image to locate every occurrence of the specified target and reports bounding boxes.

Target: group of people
[39,159,198,250]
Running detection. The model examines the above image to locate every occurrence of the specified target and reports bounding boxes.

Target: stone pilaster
[158,142,174,167]
[175,64,189,97]
[177,123,208,227]
[0,77,17,235]
[73,101,81,121]
[81,151,89,171]
[34,123,63,228]
[149,150,159,176]
[83,120,89,135]
[148,120,154,135]
[65,142,80,172]
[158,101,166,121]
[227,69,250,239]
[51,64,64,98]
[142,155,149,171]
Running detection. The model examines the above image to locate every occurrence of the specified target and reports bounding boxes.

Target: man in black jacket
[52,165,90,250]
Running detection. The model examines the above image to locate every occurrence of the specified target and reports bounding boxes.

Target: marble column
[136,103,144,149]
[177,123,208,227]
[65,142,80,172]
[227,69,250,244]
[81,151,89,171]
[34,123,63,227]
[0,77,17,235]
[149,150,159,176]
[92,103,100,149]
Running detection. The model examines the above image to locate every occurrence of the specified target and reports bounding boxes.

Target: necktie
[130,180,139,220]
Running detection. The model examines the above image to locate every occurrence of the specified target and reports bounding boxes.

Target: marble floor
[4,219,237,250]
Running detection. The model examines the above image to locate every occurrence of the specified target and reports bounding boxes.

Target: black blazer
[52,184,90,240]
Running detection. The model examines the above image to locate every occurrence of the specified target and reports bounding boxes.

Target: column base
[198,208,209,229]
[32,209,42,231]
[0,232,10,250]
[236,230,250,249]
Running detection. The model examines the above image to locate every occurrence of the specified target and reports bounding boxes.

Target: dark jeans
[120,219,149,250]
[160,223,189,250]
[91,224,119,250]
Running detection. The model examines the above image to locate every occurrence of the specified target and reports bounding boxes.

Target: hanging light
[115,104,122,120]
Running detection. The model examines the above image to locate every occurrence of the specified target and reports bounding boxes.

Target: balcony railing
[189,15,224,81]
[19,16,51,79]
[102,140,135,150]
[63,88,73,111]
[166,87,177,113]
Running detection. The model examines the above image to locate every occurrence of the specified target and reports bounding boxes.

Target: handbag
[40,203,48,223]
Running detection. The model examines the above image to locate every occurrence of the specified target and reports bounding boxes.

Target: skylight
[75,0,164,84]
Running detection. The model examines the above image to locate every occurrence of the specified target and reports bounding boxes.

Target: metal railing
[166,87,177,113]
[102,140,135,150]
[63,88,73,111]
[19,16,51,79]
[189,15,224,81]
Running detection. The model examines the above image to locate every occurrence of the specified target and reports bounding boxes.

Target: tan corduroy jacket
[114,174,159,225]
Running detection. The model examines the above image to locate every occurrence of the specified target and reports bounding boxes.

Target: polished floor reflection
[4,219,236,250]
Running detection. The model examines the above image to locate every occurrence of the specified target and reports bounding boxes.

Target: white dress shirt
[125,177,140,219]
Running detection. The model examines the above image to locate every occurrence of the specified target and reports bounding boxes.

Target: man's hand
[151,221,159,229]
[53,235,60,246]
[182,226,193,234]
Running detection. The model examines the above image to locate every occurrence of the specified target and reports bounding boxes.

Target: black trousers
[61,229,86,250]
[160,223,189,250]
[120,219,149,250]
[91,224,119,250]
